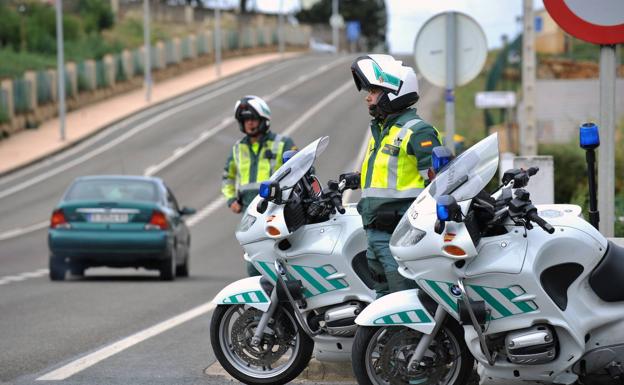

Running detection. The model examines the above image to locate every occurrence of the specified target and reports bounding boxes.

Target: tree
[296,0,387,50]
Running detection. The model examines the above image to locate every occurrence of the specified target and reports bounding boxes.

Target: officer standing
[222,95,296,276]
[350,54,442,297]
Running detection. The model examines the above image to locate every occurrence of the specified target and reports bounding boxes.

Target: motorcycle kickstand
[406,305,448,372]
[250,288,279,347]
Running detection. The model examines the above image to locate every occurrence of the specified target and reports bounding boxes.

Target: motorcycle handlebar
[527,210,555,234]
[331,194,345,214]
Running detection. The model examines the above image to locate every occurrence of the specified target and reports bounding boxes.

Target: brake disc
[230,307,296,367]
[378,328,454,385]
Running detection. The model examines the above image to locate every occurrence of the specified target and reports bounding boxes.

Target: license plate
[89,213,129,223]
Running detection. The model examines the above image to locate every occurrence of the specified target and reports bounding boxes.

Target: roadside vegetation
[0,0,172,79]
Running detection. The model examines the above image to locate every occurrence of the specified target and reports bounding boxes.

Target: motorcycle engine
[320,302,365,337]
[504,325,557,365]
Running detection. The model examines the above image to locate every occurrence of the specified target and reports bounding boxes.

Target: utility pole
[55,0,66,141]
[520,0,537,156]
[598,45,616,237]
[143,0,152,102]
[214,1,222,77]
[445,12,457,154]
[278,0,285,58]
[332,0,339,53]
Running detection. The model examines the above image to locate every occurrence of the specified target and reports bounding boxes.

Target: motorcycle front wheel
[352,320,474,385]
[210,304,314,385]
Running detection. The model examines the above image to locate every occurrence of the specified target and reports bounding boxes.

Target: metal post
[586,149,599,229]
[332,0,338,53]
[445,12,456,154]
[143,0,152,102]
[598,45,616,237]
[214,2,221,77]
[55,0,66,141]
[278,0,285,57]
[520,0,537,156]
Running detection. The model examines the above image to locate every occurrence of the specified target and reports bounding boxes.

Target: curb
[204,359,355,383]
[0,51,303,179]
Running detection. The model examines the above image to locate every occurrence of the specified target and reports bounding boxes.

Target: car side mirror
[179,207,196,216]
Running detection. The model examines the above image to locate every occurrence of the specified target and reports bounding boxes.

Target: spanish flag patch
[420,140,433,147]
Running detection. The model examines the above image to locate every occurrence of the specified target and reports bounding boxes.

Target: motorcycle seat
[589,241,624,302]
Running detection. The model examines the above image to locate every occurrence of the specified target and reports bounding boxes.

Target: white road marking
[0,269,48,285]
[0,59,300,201]
[36,301,216,381]
[0,221,48,241]
[343,132,371,204]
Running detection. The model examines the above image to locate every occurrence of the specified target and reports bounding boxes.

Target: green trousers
[365,229,417,298]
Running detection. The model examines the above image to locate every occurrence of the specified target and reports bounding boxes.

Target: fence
[0,25,309,135]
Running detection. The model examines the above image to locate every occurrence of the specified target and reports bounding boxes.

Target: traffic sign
[346,21,361,42]
[543,0,624,44]
[329,14,344,29]
[475,91,516,109]
[413,12,487,88]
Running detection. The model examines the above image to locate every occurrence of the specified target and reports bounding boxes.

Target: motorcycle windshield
[427,133,499,202]
[269,136,329,197]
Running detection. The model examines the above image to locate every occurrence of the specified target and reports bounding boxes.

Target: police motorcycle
[210,136,376,385]
[352,132,624,385]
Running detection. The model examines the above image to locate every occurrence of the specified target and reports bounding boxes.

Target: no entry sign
[543,0,624,44]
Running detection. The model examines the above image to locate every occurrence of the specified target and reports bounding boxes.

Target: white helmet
[351,54,420,117]
[234,95,271,134]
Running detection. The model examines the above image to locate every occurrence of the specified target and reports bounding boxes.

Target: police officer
[222,95,296,276]
[350,54,442,297]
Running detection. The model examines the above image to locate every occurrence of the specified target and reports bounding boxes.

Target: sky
[232,0,546,53]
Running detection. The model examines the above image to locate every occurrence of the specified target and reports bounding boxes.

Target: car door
[165,187,188,261]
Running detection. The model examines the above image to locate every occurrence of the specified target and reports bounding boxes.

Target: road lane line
[0,221,48,241]
[0,59,300,189]
[36,301,216,381]
[0,59,307,201]
[144,57,349,177]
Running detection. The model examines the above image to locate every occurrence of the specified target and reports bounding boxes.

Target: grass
[0,49,57,79]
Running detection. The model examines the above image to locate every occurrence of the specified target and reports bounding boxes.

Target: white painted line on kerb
[36,301,216,381]
[34,79,353,381]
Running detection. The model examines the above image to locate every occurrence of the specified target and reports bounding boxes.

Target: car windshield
[269,136,329,198]
[427,133,499,202]
[65,179,160,202]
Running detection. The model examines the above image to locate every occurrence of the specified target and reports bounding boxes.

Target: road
[0,53,528,385]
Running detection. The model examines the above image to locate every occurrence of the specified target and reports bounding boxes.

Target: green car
[48,176,196,281]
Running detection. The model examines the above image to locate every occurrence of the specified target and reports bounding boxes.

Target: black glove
[339,172,361,190]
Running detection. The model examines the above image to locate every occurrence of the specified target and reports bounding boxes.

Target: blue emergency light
[579,122,600,150]
[282,150,298,164]
[259,181,272,199]
[432,146,453,173]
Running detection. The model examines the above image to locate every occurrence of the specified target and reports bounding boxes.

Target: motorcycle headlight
[237,213,257,232]
[390,215,426,247]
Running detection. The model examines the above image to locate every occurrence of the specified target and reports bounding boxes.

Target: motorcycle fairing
[212,276,271,312]
[354,289,436,334]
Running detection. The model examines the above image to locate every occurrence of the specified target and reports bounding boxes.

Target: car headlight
[390,215,426,247]
[237,213,257,232]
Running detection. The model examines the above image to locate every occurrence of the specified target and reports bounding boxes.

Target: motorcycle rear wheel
[210,304,314,385]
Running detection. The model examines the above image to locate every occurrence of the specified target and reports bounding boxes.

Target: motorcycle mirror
[434,219,445,234]
[432,146,454,173]
[436,195,462,222]
[259,180,281,201]
[256,198,268,214]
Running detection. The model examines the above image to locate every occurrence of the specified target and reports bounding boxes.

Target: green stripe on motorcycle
[292,265,327,294]
[257,262,277,281]
[471,286,512,317]
[317,265,348,290]
[426,280,459,312]
[499,287,534,313]
[242,292,252,302]
[414,309,431,323]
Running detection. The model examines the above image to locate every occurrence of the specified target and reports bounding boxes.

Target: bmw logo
[450,285,462,297]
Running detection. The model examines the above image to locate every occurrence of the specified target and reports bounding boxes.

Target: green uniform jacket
[357,108,442,227]
[222,131,296,209]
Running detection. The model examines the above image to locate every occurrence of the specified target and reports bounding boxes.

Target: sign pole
[332,0,339,53]
[55,0,66,141]
[214,2,221,78]
[520,0,537,156]
[445,12,456,154]
[598,44,616,237]
[143,0,152,102]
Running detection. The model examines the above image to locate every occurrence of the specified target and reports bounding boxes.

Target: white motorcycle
[353,133,624,385]
[210,137,376,385]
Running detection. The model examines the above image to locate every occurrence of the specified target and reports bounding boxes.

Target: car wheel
[159,250,176,281]
[176,252,189,277]
[49,256,66,281]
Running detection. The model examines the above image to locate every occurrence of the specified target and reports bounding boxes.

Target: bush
[78,0,114,33]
